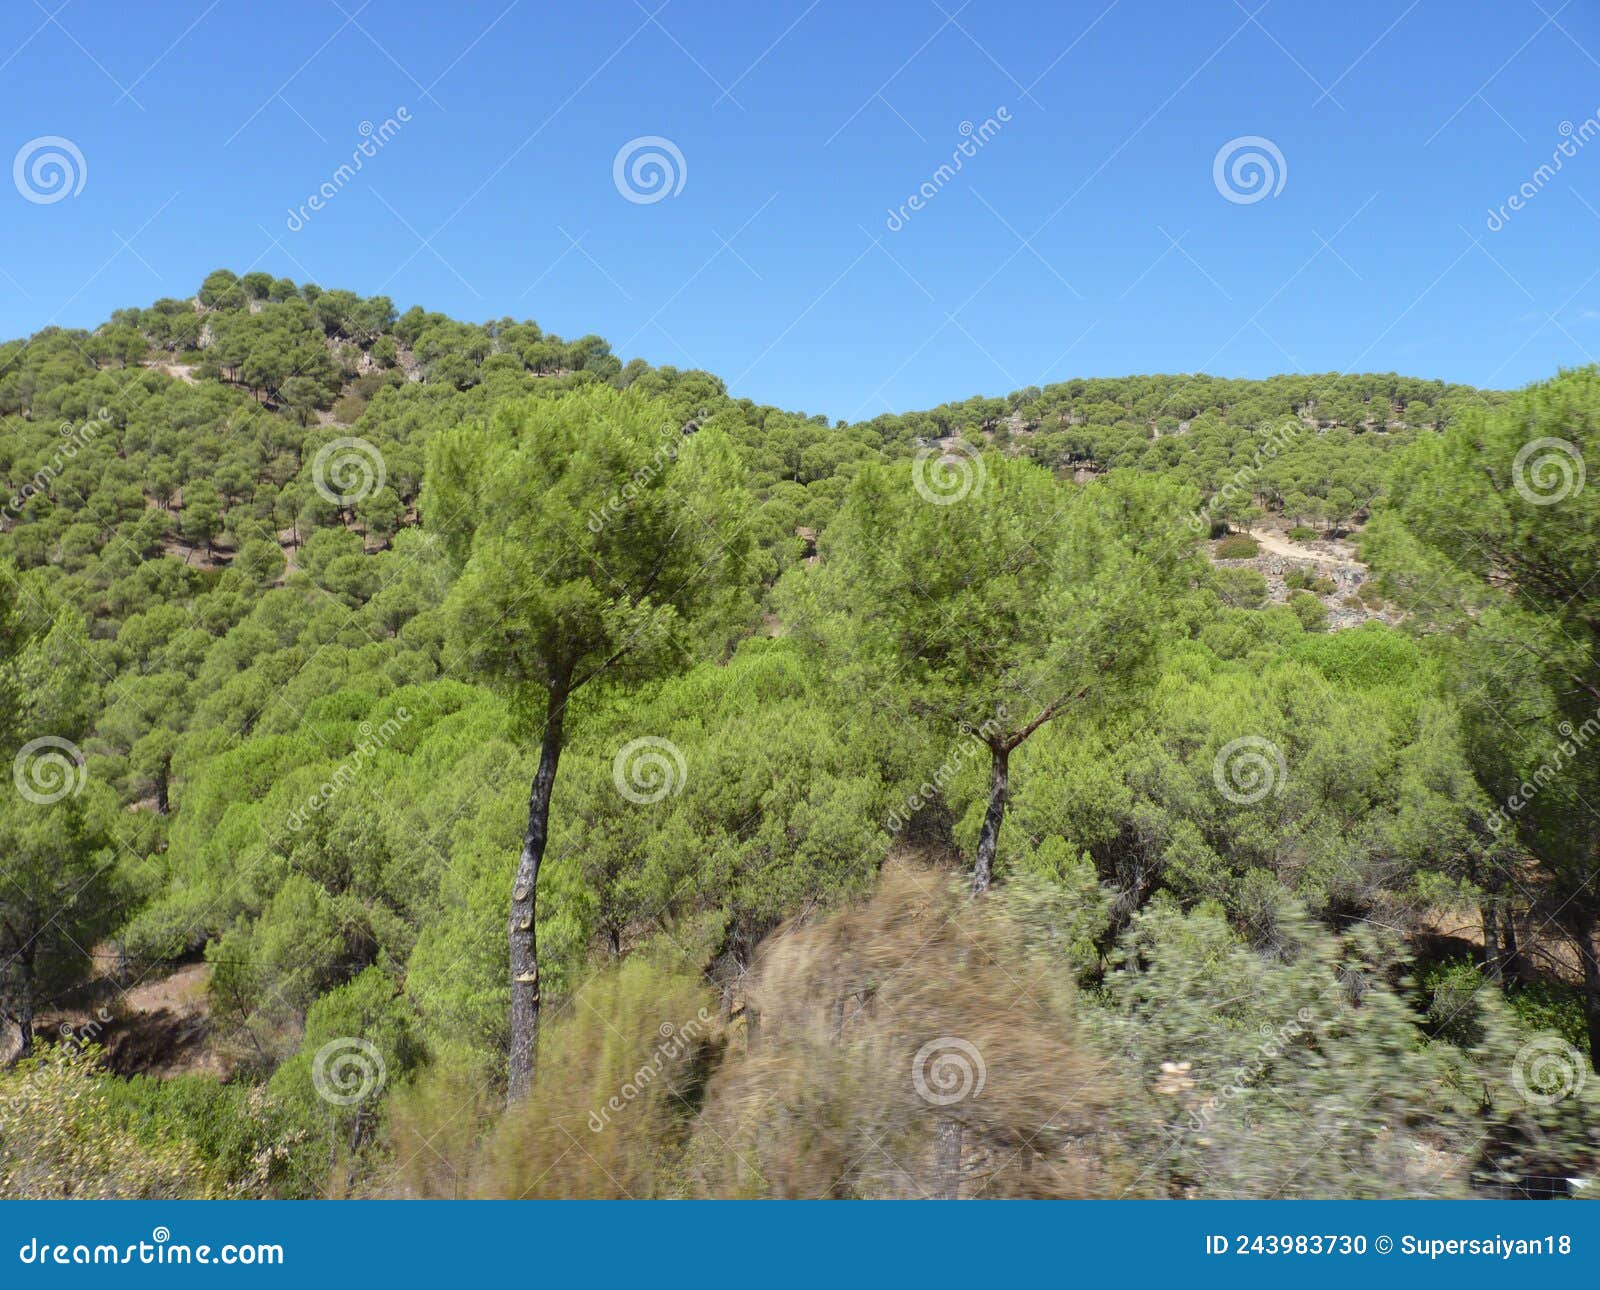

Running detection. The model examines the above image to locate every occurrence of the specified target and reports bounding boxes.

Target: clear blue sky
[3,0,1599,420]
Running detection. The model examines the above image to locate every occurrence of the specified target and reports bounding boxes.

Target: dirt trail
[1246,527,1365,569]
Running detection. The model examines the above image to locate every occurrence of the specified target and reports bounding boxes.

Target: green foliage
[1213,532,1259,559]
[4,272,1591,1200]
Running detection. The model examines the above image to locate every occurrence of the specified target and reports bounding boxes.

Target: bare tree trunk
[1574,915,1600,1076]
[933,1117,963,1199]
[1501,916,1522,981]
[507,681,568,1103]
[1482,904,1501,982]
[971,744,1009,895]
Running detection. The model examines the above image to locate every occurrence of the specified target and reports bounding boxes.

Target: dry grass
[387,856,1122,1198]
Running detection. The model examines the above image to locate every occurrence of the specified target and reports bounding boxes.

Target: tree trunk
[933,1117,963,1199]
[1501,916,1522,981]
[1481,904,1501,982]
[971,744,1010,895]
[1574,916,1600,1076]
[507,681,568,1102]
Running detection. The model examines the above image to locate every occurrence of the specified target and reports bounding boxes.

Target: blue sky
[3,0,1599,420]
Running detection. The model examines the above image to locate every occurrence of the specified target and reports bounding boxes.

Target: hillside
[0,272,1595,1200]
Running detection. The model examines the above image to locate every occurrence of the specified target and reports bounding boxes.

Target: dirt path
[1245,527,1365,569]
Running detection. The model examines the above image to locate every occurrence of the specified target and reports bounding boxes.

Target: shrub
[1288,590,1328,631]
[1214,533,1259,559]
[1288,525,1319,542]
[1212,566,1269,609]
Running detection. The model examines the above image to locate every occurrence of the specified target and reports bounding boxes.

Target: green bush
[1288,525,1319,542]
[1214,533,1259,559]
[1287,590,1328,631]
[1212,566,1269,609]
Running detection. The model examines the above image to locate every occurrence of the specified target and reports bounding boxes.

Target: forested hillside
[2,271,1595,1200]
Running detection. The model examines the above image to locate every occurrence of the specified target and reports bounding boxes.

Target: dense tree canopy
[0,273,1593,1199]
